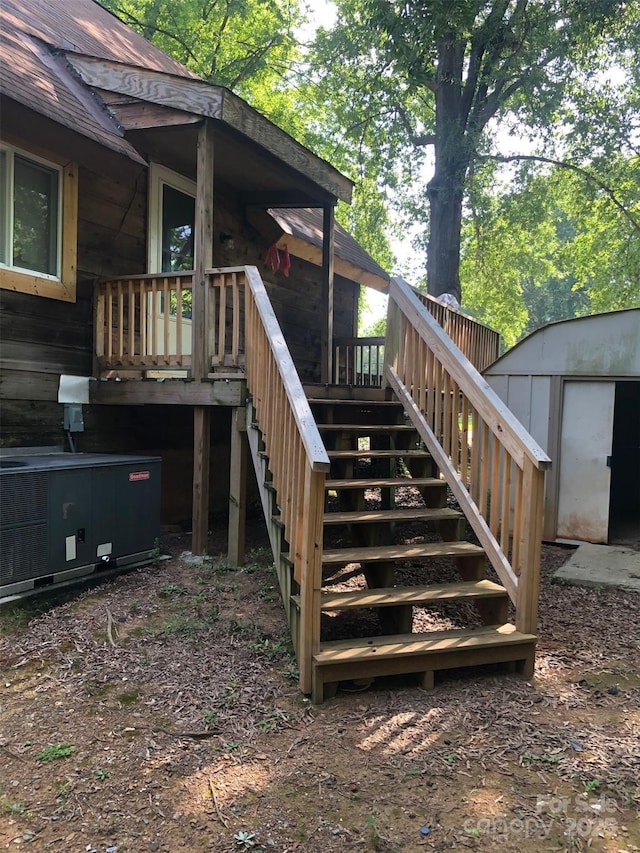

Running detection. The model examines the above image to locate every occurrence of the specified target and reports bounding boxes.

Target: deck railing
[94,268,245,375]
[244,266,330,695]
[415,288,500,372]
[334,336,385,385]
[333,286,499,388]
[385,277,550,634]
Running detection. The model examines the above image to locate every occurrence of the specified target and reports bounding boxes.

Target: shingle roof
[3,0,196,76]
[269,207,389,291]
[0,0,172,161]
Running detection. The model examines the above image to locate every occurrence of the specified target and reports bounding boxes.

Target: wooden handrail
[385,277,550,634]
[244,265,328,695]
[389,279,550,470]
[245,266,330,472]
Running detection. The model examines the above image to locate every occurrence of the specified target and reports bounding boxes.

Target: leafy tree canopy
[99,0,311,135]
[308,0,639,308]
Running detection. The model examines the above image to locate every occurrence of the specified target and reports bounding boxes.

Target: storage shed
[484,309,640,545]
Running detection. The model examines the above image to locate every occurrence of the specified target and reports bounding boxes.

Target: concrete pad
[554,543,640,592]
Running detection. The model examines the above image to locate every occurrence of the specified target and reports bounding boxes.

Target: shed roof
[485,309,640,377]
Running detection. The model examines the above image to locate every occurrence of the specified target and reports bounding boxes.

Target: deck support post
[192,118,215,381]
[321,203,335,384]
[228,406,247,566]
[192,407,211,555]
[190,120,215,555]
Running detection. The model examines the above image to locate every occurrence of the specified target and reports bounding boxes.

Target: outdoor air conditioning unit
[0,452,161,598]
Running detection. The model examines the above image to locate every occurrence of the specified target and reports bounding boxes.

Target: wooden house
[0,0,551,701]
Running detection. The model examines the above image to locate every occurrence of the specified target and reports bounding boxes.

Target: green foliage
[99,0,309,137]
[159,582,189,598]
[521,751,561,768]
[37,742,77,761]
[461,156,640,346]
[233,831,259,850]
[308,0,638,304]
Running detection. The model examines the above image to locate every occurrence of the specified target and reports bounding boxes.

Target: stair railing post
[227,406,247,566]
[382,289,401,389]
[515,458,545,635]
[297,462,325,695]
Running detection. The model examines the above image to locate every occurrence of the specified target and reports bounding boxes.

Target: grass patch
[117,689,141,706]
[37,742,77,762]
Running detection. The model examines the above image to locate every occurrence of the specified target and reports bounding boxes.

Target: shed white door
[557,380,615,543]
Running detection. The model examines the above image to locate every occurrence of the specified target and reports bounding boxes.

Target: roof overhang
[65,54,353,205]
[247,207,390,292]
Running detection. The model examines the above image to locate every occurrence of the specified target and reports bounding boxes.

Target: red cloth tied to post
[264,242,280,272]
[281,244,291,277]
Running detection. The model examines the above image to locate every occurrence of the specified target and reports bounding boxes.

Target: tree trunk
[426,168,465,301]
[426,31,471,303]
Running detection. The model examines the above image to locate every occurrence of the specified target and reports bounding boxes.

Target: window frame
[147,163,196,274]
[0,142,77,302]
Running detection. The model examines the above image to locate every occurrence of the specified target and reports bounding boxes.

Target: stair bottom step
[311,624,535,703]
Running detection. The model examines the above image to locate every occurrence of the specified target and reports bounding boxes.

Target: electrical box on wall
[0,453,161,598]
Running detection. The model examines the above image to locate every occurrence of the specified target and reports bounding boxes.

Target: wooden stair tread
[306,580,507,610]
[303,385,391,401]
[322,541,484,564]
[315,624,535,664]
[318,423,415,431]
[324,507,461,524]
[307,398,402,407]
[328,449,428,459]
[326,476,444,489]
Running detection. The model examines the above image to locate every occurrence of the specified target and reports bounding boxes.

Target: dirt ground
[1,517,639,853]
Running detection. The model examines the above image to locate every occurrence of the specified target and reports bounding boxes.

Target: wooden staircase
[243,268,549,704]
[288,385,535,702]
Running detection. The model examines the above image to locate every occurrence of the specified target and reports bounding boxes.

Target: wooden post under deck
[228,407,247,565]
[192,408,211,555]
[321,203,335,384]
[191,119,215,554]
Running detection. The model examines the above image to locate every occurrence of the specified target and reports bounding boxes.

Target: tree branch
[480,153,640,235]
[461,0,511,121]
[395,105,435,147]
[110,5,202,68]
[412,134,436,147]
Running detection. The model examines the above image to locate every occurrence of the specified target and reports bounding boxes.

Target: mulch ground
[1,511,639,853]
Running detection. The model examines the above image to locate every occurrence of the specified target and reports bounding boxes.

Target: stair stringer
[245,400,297,635]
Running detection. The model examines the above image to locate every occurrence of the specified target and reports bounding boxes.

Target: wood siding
[214,190,358,383]
[0,128,359,524]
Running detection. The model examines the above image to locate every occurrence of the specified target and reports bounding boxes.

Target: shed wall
[485,374,552,452]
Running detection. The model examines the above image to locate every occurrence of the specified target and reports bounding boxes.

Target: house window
[147,164,196,363]
[0,143,77,302]
[1,147,60,276]
[161,183,195,272]
[148,164,196,274]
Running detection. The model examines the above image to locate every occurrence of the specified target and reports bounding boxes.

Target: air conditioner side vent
[0,472,48,526]
[0,524,49,583]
